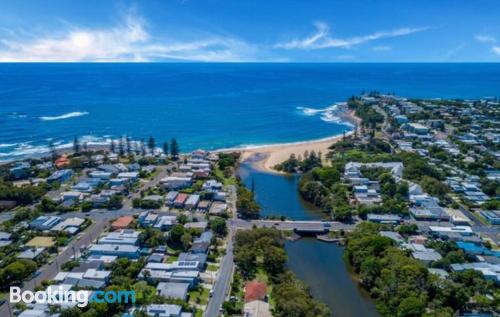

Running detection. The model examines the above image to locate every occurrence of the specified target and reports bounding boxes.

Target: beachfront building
[47,169,73,184]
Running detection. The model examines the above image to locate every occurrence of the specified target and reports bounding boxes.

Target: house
[145,261,200,272]
[153,216,176,231]
[61,191,84,202]
[213,191,227,202]
[50,217,85,234]
[148,253,165,263]
[145,304,182,317]
[18,247,45,260]
[185,194,200,210]
[30,216,61,230]
[174,193,188,208]
[89,171,112,180]
[245,281,267,302]
[411,249,442,266]
[184,221,208,231]
[394,115,409,124]
[97,164,120,174]
[0,231,13,247]
[480,210,500,225]
[89,244,140,259]
[156,282,190,300]
[406,123,429,135]
[244,300,272,317]
[139,211,159,227]
[9,162,31,179]
[139,269,199,286]
[202,180,223,192]
[111,216,134,230]
[47,169,73,184]
[166,191,178,206]
[451,262,500,284]
[55,155,70,168]
[209,201,227,215]
[110,178,127,187]
[367,213,401,224]
[196,200,211,212]
[161,176,192,190]
[98,229,139,245]
[178,253,207,269]
[117,172,139,182]
[72,181,95,193]
[380,231,404,244]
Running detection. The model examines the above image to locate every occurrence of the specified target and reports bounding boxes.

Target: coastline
[235,108,360,174]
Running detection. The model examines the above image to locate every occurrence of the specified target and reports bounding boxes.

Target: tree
[237,186,260,219]
[126,135,132,154]
[169,224,185,244]
[118,137,125,156]
[170,138,179,160]
[181,233,192,251]
[73,136,80,154]
[263,246,287,276]
[163,142,169,156]
[147,136,155,154]
[140,139,146,156]
[210,217,227,237]
[81,200,93,212]
[107,195,123,210]
[110,140,116,153]
[49,140,57,161]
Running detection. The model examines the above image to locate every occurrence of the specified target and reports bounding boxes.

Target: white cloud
[475,34,496,44]
[0,13,256,62]
[493,46,500,55]
[275,22,427,50]
[372,45,392,51]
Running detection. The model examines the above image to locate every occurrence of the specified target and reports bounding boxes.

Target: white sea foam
[296,103,353,127]
[0,143,18,148]
[39,111,89,121]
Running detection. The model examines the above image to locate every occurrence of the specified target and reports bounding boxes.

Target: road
[1,218,109,316]
[232,219,356,232]
[123,166,168,208]
[204,185,237,317]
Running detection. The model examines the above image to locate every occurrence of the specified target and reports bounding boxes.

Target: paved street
[204,185,236,317]
[1,219,108,316]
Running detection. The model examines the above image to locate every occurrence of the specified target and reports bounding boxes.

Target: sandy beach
[239,134,347,173]
[238,109,360,173]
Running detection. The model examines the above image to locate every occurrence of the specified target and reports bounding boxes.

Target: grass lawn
[189,287,210,305]
[194,309,203,317]
[214,167,238,186]
[206,264,218,272]
[166,254,178,263]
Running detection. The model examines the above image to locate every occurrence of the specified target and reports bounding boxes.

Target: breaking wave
[296,103,353,127]
[39,111,89,121]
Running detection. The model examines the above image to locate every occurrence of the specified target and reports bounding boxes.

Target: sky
[0,0,499,62]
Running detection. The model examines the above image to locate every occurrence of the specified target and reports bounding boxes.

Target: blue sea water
[1,63,500,160]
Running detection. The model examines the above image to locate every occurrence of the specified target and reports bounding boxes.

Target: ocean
[1,63,499,161]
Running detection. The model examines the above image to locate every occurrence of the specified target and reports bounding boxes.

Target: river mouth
[238,159,380,317]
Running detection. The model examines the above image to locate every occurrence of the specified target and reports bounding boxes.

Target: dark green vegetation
[297,137,451,220]
[236,184,260,219]
[348,96,384,128]
[274,150,322,173]
[345,223,499,317]
[233,228,329,317]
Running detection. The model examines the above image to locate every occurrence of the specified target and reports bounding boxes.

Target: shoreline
[237,133,350,174]
[1,106,360,168]
[235,108,360,174]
